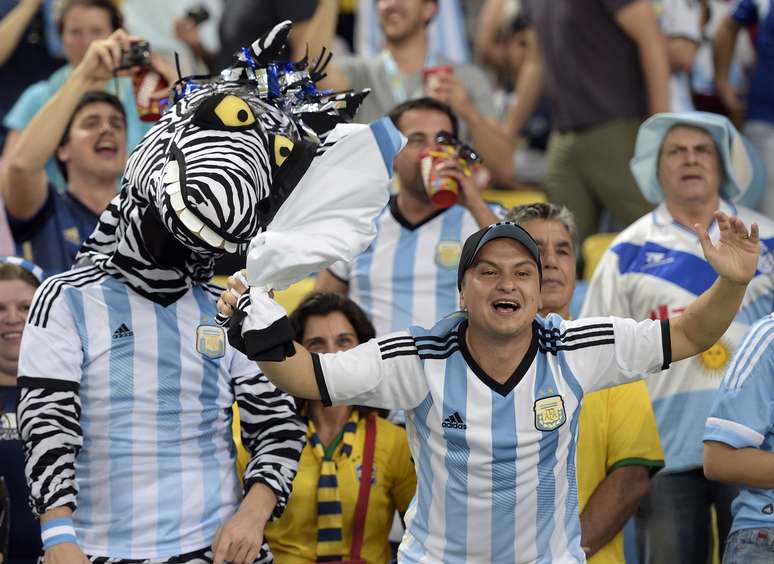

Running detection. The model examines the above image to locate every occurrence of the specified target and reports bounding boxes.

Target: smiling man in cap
[220,205,762,561]
[582,111,774,564]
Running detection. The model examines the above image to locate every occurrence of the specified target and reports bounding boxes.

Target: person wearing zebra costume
[15,20,398,564]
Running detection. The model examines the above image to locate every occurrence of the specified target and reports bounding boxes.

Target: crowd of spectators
[0,1,772,564]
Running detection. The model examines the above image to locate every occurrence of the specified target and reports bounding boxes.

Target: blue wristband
[41,517,78,550]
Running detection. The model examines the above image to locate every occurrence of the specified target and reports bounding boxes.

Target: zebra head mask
[77,21,368,305]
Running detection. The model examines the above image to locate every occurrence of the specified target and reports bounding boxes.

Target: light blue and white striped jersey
[581,200,774,472]
[18,266,301,559]
[329,197,499,336]
[705,313,774,535]
[313,313,670,562]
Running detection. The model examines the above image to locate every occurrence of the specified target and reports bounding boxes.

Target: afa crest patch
[534,395,566,431]
[435,240,462,269]
[196,325,226,359]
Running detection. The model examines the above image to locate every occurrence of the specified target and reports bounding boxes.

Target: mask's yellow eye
[213,95,256,128]
[274,135,294,166]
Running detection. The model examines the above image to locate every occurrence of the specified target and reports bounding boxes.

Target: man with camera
[315,97,501,338]
[0,29,171,277]
[0,0,150,192]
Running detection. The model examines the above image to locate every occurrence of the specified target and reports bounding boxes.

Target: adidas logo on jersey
[442,411,467,429]
[112,323,134,339]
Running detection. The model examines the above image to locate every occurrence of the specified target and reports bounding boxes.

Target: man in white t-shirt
[219,208,761,562]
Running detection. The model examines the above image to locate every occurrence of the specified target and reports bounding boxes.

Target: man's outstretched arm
[670,211,760,362]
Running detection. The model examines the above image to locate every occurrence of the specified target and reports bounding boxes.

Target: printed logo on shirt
[534,395,566,431]
[643,251,674,269]
[112,323,134,339]
[441,411,467,429]
[763,504,773,515]
[0,412,19,440]
[698,339,732,377]
[63,227,81,246]
[435,240,463,269]
[196,325,226,359]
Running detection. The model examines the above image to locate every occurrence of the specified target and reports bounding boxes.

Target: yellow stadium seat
[582,233,619,281]
[274,276,316,313]
[211,275,316,314]
[483,189,546,211]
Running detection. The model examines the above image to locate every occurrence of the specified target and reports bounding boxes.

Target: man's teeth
[163,160,239,253]
[494,300,519,310]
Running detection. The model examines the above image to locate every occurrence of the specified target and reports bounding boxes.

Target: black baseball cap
[457,221,542,289]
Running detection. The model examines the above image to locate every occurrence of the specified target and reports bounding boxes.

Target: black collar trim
[458,320,539,397]
[389,195,449,231]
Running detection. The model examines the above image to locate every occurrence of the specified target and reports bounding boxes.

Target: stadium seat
[274,276,316,313]
[581,232,619,281]
[211,275,316,315]
[483,189,546,210]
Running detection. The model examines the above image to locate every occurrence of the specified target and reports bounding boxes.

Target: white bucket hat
[630,112,761,204]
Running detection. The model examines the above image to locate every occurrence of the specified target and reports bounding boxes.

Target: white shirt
[329,198,499,336]
[581,200,774,471]
[313,313,670,562]
[19,266,302,559]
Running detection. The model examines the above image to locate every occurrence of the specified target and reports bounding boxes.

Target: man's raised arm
[669,211,760,362]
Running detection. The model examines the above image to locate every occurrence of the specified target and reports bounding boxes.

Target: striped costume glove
[218,287,296,361]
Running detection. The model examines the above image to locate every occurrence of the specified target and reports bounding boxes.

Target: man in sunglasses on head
[315,97,501,340]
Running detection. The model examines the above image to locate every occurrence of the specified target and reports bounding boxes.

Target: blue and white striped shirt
[18,266,304,560]
[329,197,500,336]
[314,313,670,562]
[705,313,774,535]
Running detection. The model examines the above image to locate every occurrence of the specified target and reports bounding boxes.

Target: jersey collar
[457,319,539,396]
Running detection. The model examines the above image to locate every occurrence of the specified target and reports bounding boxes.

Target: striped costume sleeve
[314,331,429,410]
[230,355,306,519]
[17,279,86,516]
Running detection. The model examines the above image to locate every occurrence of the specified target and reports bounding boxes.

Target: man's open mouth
[492,299,521,313]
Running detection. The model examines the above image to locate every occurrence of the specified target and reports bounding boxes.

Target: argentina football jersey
[705,313,774,536]
[17,265,302,560]
[312,311,671,562]
[328,197,502,336]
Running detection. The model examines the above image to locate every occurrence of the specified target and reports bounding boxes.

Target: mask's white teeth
[223,241,238,253]
[198,225,225,248]
[178,208,204,233]
[169,191,186,212]
[165,179,181,196]
[163,160,180,184]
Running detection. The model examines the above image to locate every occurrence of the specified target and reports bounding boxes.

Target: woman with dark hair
[263,292,416,564]
[0,257,42,564]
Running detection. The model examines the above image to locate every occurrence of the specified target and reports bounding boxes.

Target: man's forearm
[704,441,774,489]
[713,17,740,89]
[240,483,278,526]
[0,0,41,65]
[6,70,95,174]
[580,466,650,557]
[638,34,670,114]
[671,277,747,362]
[506,31,542,139]
[461,110,514,184]
[256,344,322,400]
[465,197,500,228]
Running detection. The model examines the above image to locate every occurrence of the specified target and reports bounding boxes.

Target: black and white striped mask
[77,21,367,305]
